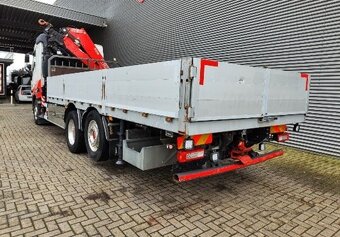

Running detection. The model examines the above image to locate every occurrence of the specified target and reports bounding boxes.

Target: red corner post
[199,59,219,85]
[300,73,310,91]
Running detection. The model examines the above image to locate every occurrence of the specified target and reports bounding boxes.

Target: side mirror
[25,54,30,63]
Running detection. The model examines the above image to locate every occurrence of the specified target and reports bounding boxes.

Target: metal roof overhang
[0,0,107,53]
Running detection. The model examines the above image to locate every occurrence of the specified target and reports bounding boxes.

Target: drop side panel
[190,58,266,121]
[104,60,182,118]
[266,70,309,116]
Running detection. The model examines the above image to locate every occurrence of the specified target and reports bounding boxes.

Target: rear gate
[189,58,309,122]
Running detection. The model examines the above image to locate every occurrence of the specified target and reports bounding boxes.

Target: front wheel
[33,100,45,125]
[65,110,86,153]
[84,110,109,161]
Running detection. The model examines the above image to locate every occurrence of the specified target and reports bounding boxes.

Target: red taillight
[177,148,205,163]
[275,132,290,142]
[270,125,287,134]
[21,90,24,95]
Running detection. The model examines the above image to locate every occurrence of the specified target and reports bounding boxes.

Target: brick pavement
[0,103,339,237]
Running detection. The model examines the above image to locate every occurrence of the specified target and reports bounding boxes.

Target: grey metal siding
[54,0,113,18]
[58,0,340,157]
[0,0,106,26]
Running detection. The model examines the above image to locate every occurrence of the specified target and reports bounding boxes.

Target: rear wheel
[33,100,45,125]
[65,110,85,153]
[84,110,109,161]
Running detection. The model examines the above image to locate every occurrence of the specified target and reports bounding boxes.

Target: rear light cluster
[275,133,290,142]
[176,134,213,163]
[177,148,205,163]
[270,125,290,142]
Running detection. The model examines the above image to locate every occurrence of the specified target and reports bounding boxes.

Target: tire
[33,100,45,125]
[84,110,109,161]
[14,94,19,103]
[65,110,86,153]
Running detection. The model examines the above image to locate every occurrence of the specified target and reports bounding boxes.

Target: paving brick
[110,227,125,237]
[36,229,61,237]
[319,227,337,237]
[58,221,72,233]
[0,103,339,237]
[70,222,84,235]
[11,226,35,236]
[171,226,190,236]
[158,225,176,236]
[25,227,49,237]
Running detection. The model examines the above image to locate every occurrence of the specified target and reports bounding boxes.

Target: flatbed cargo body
[46,58,308,135]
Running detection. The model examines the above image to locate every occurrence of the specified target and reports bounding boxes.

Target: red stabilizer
[174,150,284,182]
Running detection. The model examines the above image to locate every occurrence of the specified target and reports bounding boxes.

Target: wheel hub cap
[88,120,99,152]
[34,106,38,120]
[67,119,76,145]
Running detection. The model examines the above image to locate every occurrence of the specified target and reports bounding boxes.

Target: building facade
[55,0,340,157]
[0,58,13,97]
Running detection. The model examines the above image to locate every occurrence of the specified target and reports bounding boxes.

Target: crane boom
[38,19,109,70]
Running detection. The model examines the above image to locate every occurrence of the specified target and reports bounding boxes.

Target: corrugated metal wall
[54,0,113,18]
[57,0,340,157]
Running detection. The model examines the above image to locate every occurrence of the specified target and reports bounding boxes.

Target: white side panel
[191,58,266,121]
[47,76,64,100]
[191,58,308,122]
[104,60,182,118]
[266,70,309,116]
[47,57,308,136]
[47,60,182,133]
[48,70,103,105]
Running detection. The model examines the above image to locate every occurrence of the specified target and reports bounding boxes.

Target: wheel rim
[67,119,76,145]
[34,105,38,120]
[87,120,99,152]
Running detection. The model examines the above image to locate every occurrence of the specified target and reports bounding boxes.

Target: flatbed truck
[30,20,309,182]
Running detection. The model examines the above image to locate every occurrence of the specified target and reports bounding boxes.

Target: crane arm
[38,19,109,70]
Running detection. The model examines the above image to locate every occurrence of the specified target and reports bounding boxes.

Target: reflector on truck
[177,148,205,163]
[177,134,213,150]
[270,125,287,134]
[275,132,290,142]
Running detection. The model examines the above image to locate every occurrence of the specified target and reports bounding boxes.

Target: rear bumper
[18,95,32,102]
[174,149,284,182]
